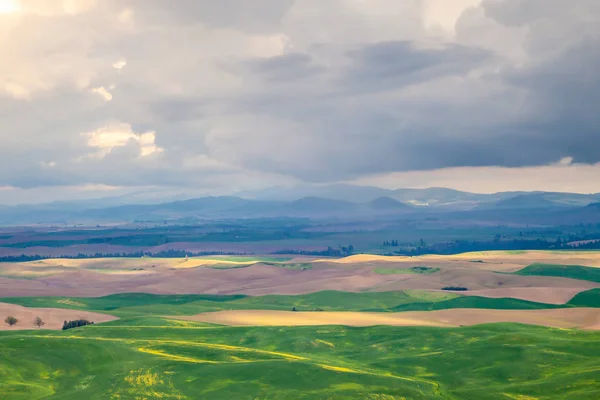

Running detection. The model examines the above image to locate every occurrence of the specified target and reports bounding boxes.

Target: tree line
[4,315,95,330]
[0,250,249,263]
[273,245,355,257]
[389,237,600,256]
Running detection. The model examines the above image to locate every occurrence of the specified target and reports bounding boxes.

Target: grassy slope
[0,322,599,399]
[2,289,600,318]
[0,293,246,311]
[514,263,600,283]
[569,288,600,307]
[391,296,561,312]
[0,291,457,317]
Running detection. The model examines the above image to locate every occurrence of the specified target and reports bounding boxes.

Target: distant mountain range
[237,184,599,209]
[0,185,598,225]
[23,196,413,224]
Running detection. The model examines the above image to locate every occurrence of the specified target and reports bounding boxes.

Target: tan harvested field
[0,256,266,277]
[450,250,600,268]
[365,268,599,303]
[0,251,598,302]
[173,308,600,330]
[0,264,398,297]
[173,310,451,327]
[0,302,117,330]
[318,254,407,264]
[317,250,600,271]
[1,262,596,300]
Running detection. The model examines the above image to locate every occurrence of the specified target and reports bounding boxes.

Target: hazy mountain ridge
[477,192,600,210]
[0,186,598,225]
[236,184,552,208]
[368,197,411,209]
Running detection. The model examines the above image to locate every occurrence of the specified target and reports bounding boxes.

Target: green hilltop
[514,263,600,283]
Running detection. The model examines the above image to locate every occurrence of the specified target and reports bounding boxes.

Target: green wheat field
[1,287,600,399]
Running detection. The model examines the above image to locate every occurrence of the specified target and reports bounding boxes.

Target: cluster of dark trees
[384,239,427,247]
[62,319,94,330]
[274,245,355,257]
[291,307,324,312]
[442,287,468,291]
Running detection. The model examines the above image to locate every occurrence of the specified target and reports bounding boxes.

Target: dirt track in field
[172,308,600,330]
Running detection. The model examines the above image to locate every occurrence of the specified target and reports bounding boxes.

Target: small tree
[4,316,18,327]
[34,317,45,329]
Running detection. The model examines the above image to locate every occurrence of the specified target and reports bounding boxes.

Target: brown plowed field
[0,252,598,304]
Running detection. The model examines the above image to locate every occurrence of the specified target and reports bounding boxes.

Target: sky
[1,0,599,204]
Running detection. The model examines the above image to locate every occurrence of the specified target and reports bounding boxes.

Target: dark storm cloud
[341,41,492,91]
[147,98,210,123]
[502,39,600,166]
[219,0,600,181]
[246,53,325,83]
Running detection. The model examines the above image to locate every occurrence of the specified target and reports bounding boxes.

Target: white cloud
[558,157,573,166]
[15,0,97,16]
[0,0,20,14]
[0,8,122,99]
[423,0,481,35]
[3,81,31,99]
[61,0,97,15]
[113,60,126,70]
[90,86,113,101]
[84,123,163,159]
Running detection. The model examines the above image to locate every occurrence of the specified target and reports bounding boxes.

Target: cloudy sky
[1,0,599,204]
